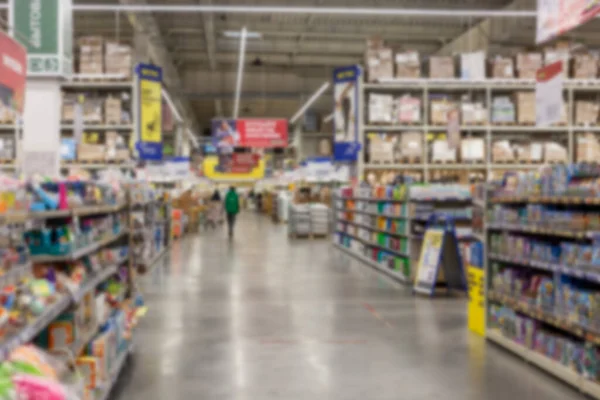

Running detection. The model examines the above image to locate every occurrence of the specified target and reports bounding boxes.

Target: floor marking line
[363,303,394,329]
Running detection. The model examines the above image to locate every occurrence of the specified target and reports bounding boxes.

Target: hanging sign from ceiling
[537,0,600,44]
[0,32,26,114]
[136,63,163,161]
[333,65,361,162]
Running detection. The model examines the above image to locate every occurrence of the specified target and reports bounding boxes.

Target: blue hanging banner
[332,65,361,162]
[136,63,163,161]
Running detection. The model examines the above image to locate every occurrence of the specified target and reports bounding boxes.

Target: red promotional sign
[237,119,288,148]
[230,153,261,173]
[0,32,26,114]
[537,0,600,44]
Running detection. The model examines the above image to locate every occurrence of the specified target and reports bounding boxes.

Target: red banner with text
[0,32,26,114]
[237,119,288,148]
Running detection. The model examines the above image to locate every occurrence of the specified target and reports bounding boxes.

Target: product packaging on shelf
[429,56,455,79]
[368,133,396,164]
[431,139,457,163]
[516,52,542,79]
[399,132,422,162]
[575,101,599,125]
[491,96,516,124]
[572,54,598,79]
[460,52,485,80]
[515,91,536,125]
[395,51,420,78]
[491,56,514,78]
[544,48,570,77]
[365,37,393,82]
[105,42,132,78]
[78,36,104,75]
[460,138,485,163]
[78,143,106,162]
[577,133,600,162]
[461,102,487,125]
[104,97,122,125]
[543,142,568,163]
[83,97,103,124]
[492,140,515,163]
[395,95,421,124]
[368,94,394,124]
[430,98,455,125]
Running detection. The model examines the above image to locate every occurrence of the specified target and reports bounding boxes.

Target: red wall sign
[237,119,288,148]
[0,32,26,113]
[230,153,261,173]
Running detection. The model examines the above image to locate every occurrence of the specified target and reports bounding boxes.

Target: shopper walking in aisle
[205,189,222,230]
[224,186,240,237]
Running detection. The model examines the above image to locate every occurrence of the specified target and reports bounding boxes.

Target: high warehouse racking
[359,78,600,183]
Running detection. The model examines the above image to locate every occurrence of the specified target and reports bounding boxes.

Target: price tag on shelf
[536,61,564,127]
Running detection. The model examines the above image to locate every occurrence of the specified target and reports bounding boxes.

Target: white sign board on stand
[536,61,563,128]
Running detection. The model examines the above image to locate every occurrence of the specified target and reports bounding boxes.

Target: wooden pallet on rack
[397,156,422,164]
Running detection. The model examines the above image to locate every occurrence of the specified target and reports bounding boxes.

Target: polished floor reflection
[112,213,582,399]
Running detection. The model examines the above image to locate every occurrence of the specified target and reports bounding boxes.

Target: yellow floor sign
[467,266,485,336]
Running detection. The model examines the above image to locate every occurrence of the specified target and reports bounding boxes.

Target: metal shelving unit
[484,192,600,398]
[359,78,600,181]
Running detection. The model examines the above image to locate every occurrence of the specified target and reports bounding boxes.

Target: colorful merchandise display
[486,164,600,393]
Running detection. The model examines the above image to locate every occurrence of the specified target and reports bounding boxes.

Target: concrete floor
[112,213,582,400]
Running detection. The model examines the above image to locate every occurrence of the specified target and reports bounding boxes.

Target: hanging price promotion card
[536,61,563,128]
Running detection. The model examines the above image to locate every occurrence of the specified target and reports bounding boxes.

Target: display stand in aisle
[413,214,467,296]
[485,164,600,398]
[0,177,147,399]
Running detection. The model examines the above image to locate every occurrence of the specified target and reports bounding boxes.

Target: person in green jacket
[224,186,240,237]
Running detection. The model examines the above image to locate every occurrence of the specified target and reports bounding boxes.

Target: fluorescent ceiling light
[232,27,248,119]
[162,88,183,123]
[290,81,330,124]
[224,30,262,39]
[323,113,334,123]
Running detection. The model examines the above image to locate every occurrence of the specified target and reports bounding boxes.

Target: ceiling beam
[200,0,223,117]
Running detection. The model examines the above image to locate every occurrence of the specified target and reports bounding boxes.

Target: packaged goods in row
[61,94,131,125]
[77,36,132,77]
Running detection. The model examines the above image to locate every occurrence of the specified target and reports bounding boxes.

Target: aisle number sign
[414,229,444,294]
[136,64,163,160]
[467,266,485,337]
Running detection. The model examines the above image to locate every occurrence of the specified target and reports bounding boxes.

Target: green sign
[10,0,72,76]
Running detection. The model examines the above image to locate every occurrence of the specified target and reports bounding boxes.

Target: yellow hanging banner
[136,64,163,160]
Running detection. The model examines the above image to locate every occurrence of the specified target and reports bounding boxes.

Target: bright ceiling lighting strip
[323,113,334,123]
[233,27,247,119]
[70,4,537,17]
[187,128,199,148]
[290,81,330,124]
[224,30,262,39]
[161,88,183,123]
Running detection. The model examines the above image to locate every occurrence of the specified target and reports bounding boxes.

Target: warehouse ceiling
[64,0,600,131]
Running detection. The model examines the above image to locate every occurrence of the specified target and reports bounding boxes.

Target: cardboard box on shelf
[573,54,598,79]
[429,56,455,79]
[61,99,75,122]
[460,52,485,80]
[575,101,599,125]
[515,91,535,125]
[368,133,396,164]
[0,138,14,161]
[368,94,394,124]
[431,139,457,163]
[577,133,600,162]
[83,98,103,124]
[516,53,542,79]
[104,97,122,124]
[395,95,421,123]
[399,131,422,160]
[78,143,106,162]
[492,140,515,162]
[544,142,568,163]
[365,38,393,82]
[491,56,514,78]
[395,51,420,78]
[105,42,132,78]
[460,138,485,162]
[430,99,455,125]
[491,96,516,124]
[78,36,104,75]
[461,102,487,125]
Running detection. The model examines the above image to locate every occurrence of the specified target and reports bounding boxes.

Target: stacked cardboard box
[78,36,104,75]
[396,95,421,124]
[575,101,599,125]
[0,138,14,161]
[105,42,132,78]
[516,53,542,79]
[577,133,600,162]
[515,143,543,163]
[515,91,535,125]
[104,97,122,124]
[544,142,568,163]
[491,96,516,124]
[61,95,76,123]
[572,54,598,79]
[460,138,485,162]
[83,98,103,124]
[365,37,393,82]
[398,132,422,162]
[461,102,487,125]
[105,131,130,162]
[430,99,455,125]
[368,94,394,124]
[491,56,514,78]
[431,140,457,163]
[0,103,14,124]
[429,56,455,79]
[492,140,515,162]
[395,51,420,78]
[368,133,395,164]
[78,143,105,161]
